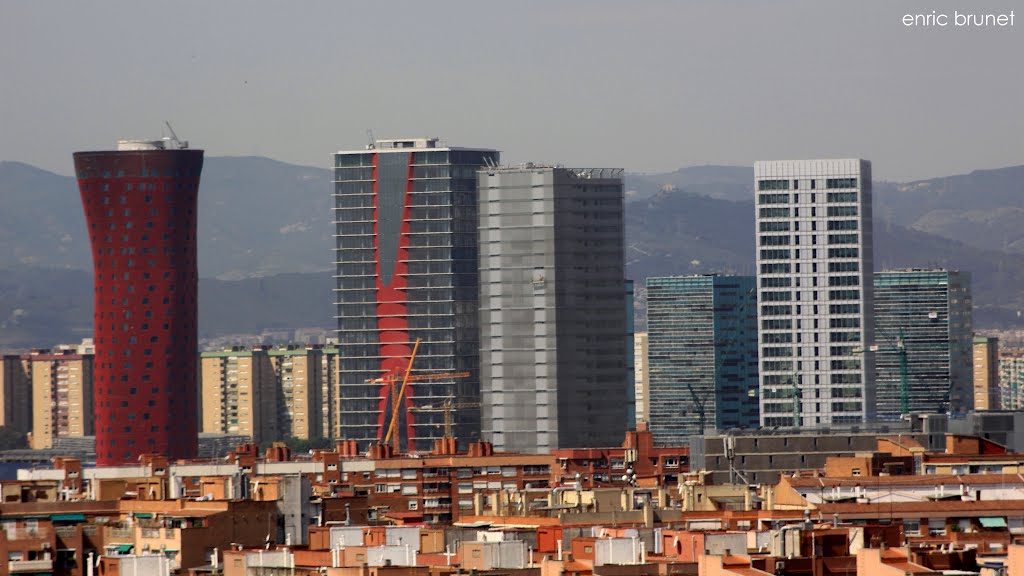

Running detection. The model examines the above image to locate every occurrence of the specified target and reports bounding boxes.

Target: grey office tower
[477,165,628,453]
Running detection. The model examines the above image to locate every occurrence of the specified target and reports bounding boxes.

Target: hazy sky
[1,1,1020,181]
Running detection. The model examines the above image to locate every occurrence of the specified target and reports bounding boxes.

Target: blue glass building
[646,275,759,444]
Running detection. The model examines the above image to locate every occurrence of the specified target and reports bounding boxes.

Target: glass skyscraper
[646,275,759,444]
[873,269,973,419]
[333,138,498,451]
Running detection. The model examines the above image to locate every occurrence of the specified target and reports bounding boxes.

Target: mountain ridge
[2,157,1023,349]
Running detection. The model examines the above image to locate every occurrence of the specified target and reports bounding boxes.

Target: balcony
[3,528,53,541]
[8,559,54,573]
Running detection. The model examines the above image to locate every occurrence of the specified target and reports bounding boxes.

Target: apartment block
[28,341,95,450]
[973,336,1000,410]
[200,348,277,444]
[322,340,340,440]
[646,275,759,443]
[477,165,628,452]
[634,332,649,425]
[355,441,554,524]
[201,346,325,444]
[1000,349,1024,410]
[754,159,875,427]
[268,345,324,441]
[873,269,973,418]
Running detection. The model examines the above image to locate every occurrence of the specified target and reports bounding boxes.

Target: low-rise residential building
[355,441,555,525]
[690,415,949,485]
[11,424,1024,575]
[551,423,688,489]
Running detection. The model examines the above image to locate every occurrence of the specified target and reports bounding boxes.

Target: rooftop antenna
[163,121,188,149]
[366,129,376,150]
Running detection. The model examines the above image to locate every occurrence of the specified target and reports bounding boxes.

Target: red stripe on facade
[373,152,414,444]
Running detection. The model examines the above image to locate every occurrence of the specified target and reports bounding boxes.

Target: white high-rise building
[754,159,875,427]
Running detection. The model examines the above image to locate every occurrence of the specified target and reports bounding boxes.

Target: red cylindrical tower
[73,139,202,465]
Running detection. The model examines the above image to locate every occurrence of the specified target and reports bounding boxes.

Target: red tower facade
[74,139,202,465]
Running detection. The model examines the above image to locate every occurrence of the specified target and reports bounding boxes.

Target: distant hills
[877,166,1024,256]
[1,158,1022,349]
[626,164,1024,258]
[0,157,333,279]
[0,266,333,350]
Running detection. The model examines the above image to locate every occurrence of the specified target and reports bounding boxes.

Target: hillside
[0,267,333,350]
[2,158,1023,349]
[624,191,1024,331]
[625,162,1024,256]
[0,157,333,279]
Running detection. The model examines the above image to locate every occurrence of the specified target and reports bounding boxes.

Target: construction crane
[681,380,708,437]
[408,396,481,440]
[854,327,910,417]
[366,339,420,452]
[366,339,471,451]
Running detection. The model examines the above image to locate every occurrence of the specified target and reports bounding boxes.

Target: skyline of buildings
[646,275,759,443]
[0,138,1014,461]
[477,165,628,452]
[754,159,876,428]
[73,138,204,464]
